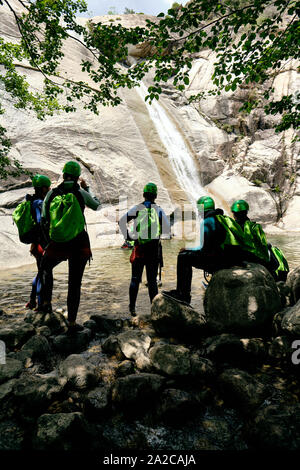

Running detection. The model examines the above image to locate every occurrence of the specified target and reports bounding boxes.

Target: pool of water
[0,234,299,324]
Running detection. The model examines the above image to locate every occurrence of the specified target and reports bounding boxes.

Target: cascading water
[136,83,205,207]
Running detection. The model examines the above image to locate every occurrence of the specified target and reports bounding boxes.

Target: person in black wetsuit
[39,161,101,334]
[163,196,248,304]
[118,182,170,316]
[25,174,51,310]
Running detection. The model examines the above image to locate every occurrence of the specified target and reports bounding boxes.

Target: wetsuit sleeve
[79,188,101,211]
[189,217,217,251]
[118,205,139,240]
[159,208,171,238]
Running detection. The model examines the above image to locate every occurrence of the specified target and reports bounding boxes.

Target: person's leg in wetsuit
[129,259,145,315]
[67,255,89,325]
[39,256,62,312]
[145,256,159,303]
[167,249,225,303]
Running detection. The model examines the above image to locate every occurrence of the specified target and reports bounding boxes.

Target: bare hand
[79,177,88,190]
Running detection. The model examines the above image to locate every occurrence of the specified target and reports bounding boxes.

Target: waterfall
[136,83,205,207]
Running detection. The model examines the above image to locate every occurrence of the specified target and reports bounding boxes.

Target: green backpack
[243,220,270,263]
[12,200,38,244]
[49,193,85,243]
[136,206,160,244]
[270,245,289,282]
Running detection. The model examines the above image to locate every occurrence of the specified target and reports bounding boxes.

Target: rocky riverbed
[0,254,299,452]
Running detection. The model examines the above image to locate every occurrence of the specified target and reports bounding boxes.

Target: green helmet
[63,161,81,177]
[231,199,249,213]
[143,182,157,195]
[32,174,51,188]
[197,196,215,211]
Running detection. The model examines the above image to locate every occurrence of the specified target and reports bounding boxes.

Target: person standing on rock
[39,161,101,334]
[118,182,170,316]
[163,196,254,304]
[16,174,51,310]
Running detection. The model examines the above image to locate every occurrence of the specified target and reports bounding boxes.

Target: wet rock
[204,263,281,334]
[111,373,165,407]
[268,336,294,361]
[246,403,300,449]
[90,314,130,336]
[149,344,191,376]
[0,420,25,450]
[84,385,111,419]
[30,311,68,335]
[151,293,207,340]
[286,265,300,305]
[156,388,199,424]
[113,330,152,371]
[0,358,23,384]
[52,329,91,354]
[34,412,90,450]
[115,360,136,377]
[190,355,216,379]
[13,375,65,418]
[218,368,269,412]
[0,323,35,350]
[21,334,52,362]
[281,301,300,335]
[58,354,100,391]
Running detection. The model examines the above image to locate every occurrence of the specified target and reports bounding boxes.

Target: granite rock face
[1,6,299,268]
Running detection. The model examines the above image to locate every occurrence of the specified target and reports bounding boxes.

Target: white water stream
[136,83,205,207]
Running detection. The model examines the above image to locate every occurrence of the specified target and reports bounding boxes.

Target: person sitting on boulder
[39,160,101,334]
[118,182,170,316]
[163,195,261,304]
[231,199,289,281]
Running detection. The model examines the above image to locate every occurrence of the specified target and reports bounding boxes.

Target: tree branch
[4,0,62,87]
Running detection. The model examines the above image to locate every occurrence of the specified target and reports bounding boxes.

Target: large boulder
[52,329,91,354]
[281,301,300,336]
[21,335,52,362]
[286,266,300,305]
[0,420,25,450]
[151,293,207,340]
[0,323,35,350]
[12,375,66,419]
[149,344,191,377]
[34,412,90,450]
[246,404,300,450]
[218,368,269,412]
[0,358,23,384]
[111,373,165,408]
[204,263,281,334]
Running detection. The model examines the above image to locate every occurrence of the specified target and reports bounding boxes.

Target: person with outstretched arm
[119,182,170,316]
[40,160,101,334]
